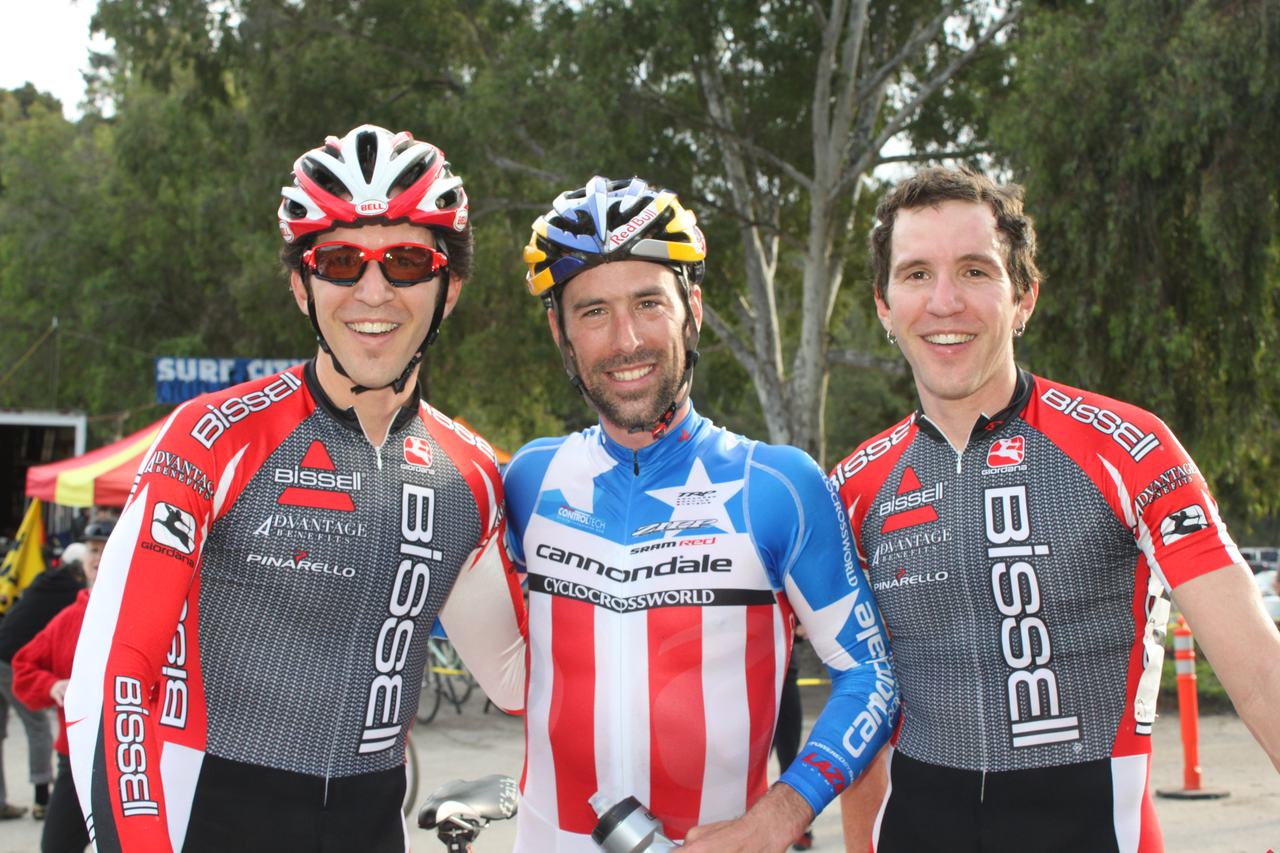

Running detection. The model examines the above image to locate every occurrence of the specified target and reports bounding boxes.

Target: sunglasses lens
[312,244,365,281]
[382,245,439,282]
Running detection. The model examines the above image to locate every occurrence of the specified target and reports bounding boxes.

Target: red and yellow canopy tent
[25,418,166,508]
[24,414,507,510]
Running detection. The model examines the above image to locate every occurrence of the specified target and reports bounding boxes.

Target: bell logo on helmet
[453,207,469,231]
[356,199,389,216]
[279,221,295,243]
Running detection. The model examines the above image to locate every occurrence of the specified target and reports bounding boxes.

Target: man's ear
[289,269,310,315]
[440,273,465,319]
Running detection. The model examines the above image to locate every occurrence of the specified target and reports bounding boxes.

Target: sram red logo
[403,436,433,469]
[987,436,1025,468]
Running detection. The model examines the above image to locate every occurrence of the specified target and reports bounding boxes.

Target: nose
[926,271,964,316]
[611,310,644,353]
[351,259,396,306]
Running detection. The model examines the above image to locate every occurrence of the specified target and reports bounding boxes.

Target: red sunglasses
[302,241,449,286]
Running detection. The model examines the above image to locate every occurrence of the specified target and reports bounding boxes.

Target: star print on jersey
[644,458,744,537]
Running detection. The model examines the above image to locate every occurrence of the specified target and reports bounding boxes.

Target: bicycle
[417,635,477,724]
[418,774,517,852]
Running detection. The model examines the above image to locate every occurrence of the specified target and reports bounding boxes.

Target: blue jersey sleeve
[746,445,899,815]
[502,438,560,568]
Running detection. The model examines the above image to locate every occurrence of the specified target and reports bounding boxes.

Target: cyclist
[831,166,1280,851]
[65,124,527,853]
[506,176,898,852]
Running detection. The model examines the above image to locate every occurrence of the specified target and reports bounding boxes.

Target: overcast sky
[0,0,107,118]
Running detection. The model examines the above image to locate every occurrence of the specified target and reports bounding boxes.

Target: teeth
[348,321,398,334]
[925,333,976,345]
[611,365,654,381]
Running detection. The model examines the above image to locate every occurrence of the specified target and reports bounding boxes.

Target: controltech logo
[275,441,362,512]
[877,467,942,534]
[359,483,439,755]
[984,484,1080,749]
[987,437,1025,468]
[403,436,433,470]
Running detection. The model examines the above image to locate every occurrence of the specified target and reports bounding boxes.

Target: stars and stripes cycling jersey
[504,406,898,852]
[65,362,526,853]
[830,370,1242,853]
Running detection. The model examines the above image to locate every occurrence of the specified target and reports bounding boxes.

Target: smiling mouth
[347,321,399,335]
[924,333,976,345]
[609,365,655,382]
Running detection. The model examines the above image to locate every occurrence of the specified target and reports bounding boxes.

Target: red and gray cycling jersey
[831,370,1241,850]
[65,362,526,853]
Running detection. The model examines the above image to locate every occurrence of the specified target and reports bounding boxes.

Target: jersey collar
[596,405,708,470]
[914,367,1034,444]
[304,358,421,435]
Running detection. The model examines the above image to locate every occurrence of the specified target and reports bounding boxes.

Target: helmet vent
[301,158,350,200]
[356,131,379,183]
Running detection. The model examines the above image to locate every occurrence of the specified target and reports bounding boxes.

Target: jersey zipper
[633,449,640,476]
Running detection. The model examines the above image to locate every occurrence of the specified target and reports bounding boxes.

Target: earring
[886,328,898,345]
[1014,322,1026,338]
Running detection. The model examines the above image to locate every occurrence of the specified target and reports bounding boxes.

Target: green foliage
[993,0,1280,527]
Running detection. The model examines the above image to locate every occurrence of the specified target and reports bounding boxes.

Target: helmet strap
[303,267,451,397]
[549,265,702,440]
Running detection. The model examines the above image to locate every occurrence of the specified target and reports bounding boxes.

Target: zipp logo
[987,437,1025,468]
[275,441,362,512]
[877,467,942,534]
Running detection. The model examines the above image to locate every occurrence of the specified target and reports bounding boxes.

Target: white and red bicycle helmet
[278,125,470,395]
[278,124,468,243]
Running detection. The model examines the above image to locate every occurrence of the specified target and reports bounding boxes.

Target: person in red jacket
[12,535,99,852]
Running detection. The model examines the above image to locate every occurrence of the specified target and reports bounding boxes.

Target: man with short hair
[66,124,526,853]
[832,166,1280,851]
[505,176,898,852]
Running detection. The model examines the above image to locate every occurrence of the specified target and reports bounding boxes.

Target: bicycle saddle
[418,774,519,829]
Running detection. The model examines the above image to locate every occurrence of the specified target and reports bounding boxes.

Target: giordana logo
[152,502,196,554]
[274,440,363,512]
[877,467,942,534]
[355,199,388,216]
[987,437,1025,468]
[1160,504,1208,545]
[403,436,433,469]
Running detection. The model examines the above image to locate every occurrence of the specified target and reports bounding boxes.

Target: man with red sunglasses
[66,125,527,853]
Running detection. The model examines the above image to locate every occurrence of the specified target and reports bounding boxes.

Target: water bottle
[589,793,678,852]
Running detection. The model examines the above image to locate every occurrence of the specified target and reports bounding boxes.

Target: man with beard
[503,176,898,852]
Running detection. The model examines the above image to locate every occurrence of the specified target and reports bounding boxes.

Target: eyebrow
[893,251,1002,275]
[567,286,668,312]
